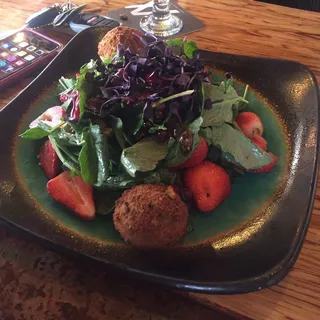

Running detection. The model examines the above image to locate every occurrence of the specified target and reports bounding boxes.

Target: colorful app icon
[1,43,11,49]
[11,38,20,44]
[15,60,25,67]
[6,55,16,62]
[0,52,9,58]
[2,65,14,73]
[24,54,35,61]
[0,60,6,67]
[9,47,18,52]
[26,45,36,51]
[11,32,25,44]
[34,50,44,55]
[18,41,28,48]
[17,50,27,57]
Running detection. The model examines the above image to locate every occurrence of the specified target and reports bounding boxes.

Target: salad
[20,27,278,248]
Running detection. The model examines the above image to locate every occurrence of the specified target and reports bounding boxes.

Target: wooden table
[0,1,320,319]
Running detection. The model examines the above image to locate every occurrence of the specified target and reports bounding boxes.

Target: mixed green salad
[20,34,276,216]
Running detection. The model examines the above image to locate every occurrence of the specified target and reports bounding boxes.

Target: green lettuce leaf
[166,117,202,167]
[20,127,49,140]
[200,123,273,170]
[184,40,198,59]
[202,82,248,127]
[20,120,63,140]
[143,169,178,185]
[74,60,100,118]
[79,124,109,186]
[98,173,136,190]
[109,116,127,150]
[166,134,200,167]
[121,138,168,177]
[166,39,198,58]
[49,135,80,174]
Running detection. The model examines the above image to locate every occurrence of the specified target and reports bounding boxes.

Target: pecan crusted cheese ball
[113,184,188,249]
[98,26,144,60]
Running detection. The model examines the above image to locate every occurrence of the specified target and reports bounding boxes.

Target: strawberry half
[236,112,264,139]
[251,135,267,151]
[248,153,278,174]
[47,171,95,220]
[39,140,61,179]
[170,137,208,170]
[184,161,231,213]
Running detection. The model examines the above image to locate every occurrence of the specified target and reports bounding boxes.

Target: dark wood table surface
[0,1,320,319]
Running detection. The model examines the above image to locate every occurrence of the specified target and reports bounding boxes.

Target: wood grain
[0,1,319,319]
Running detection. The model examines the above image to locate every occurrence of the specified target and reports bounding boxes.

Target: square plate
[0,26,318,294]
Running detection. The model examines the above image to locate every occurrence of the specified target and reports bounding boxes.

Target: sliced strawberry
[47,171,95,220]
[29,106,66,129]
[39,140,61,179]
[184,161,231,213]
[248,153,278,174]
[170,137,208,170]
[236,112,263,139]
[251,135,267,151]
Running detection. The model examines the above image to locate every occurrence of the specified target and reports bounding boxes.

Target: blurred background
[259,0,320,11]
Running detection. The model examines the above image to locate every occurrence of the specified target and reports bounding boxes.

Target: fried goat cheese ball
[113,184,188,249]
[98,26,144,60]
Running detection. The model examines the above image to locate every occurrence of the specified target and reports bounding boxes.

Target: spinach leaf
[166,117,202,167]
[20,127,49,140]
[99,53,116,66]
[200,123,273,170]
[143,169,178,185]
[79,124,109,186]
[75,81,89,119]
[183,40,198,59]
[166,38,198,58]
[79,59,98,74]
[166,133,200,167]
[49,135,80,174]
[110,116,126,149]
[132,113,144,135]
[166,38,184,55]
[99,174,136,190]
[206,145,244,179]
[74,60,100,118]
[189,116,203,133]
[121,138,168,177]
[202,82,248,127]
[165,117,202,167]
[20,120,63,140]
[52,129,83,146]
[120,103,144,138]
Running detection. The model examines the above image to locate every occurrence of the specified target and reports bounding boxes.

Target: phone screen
[0,30,60,81]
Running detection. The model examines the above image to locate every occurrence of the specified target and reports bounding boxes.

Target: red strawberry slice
[47,171,95,220]
[39,140,61,179]
[184,161,231,213]
[236,112,264,139]
[249,153,278,174]
[251,135,267,151]
[170,137,208,170]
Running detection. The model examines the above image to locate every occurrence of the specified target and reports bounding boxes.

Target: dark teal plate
[0,26,318,294]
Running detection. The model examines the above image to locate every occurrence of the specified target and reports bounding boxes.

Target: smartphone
[0,29,62,89]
